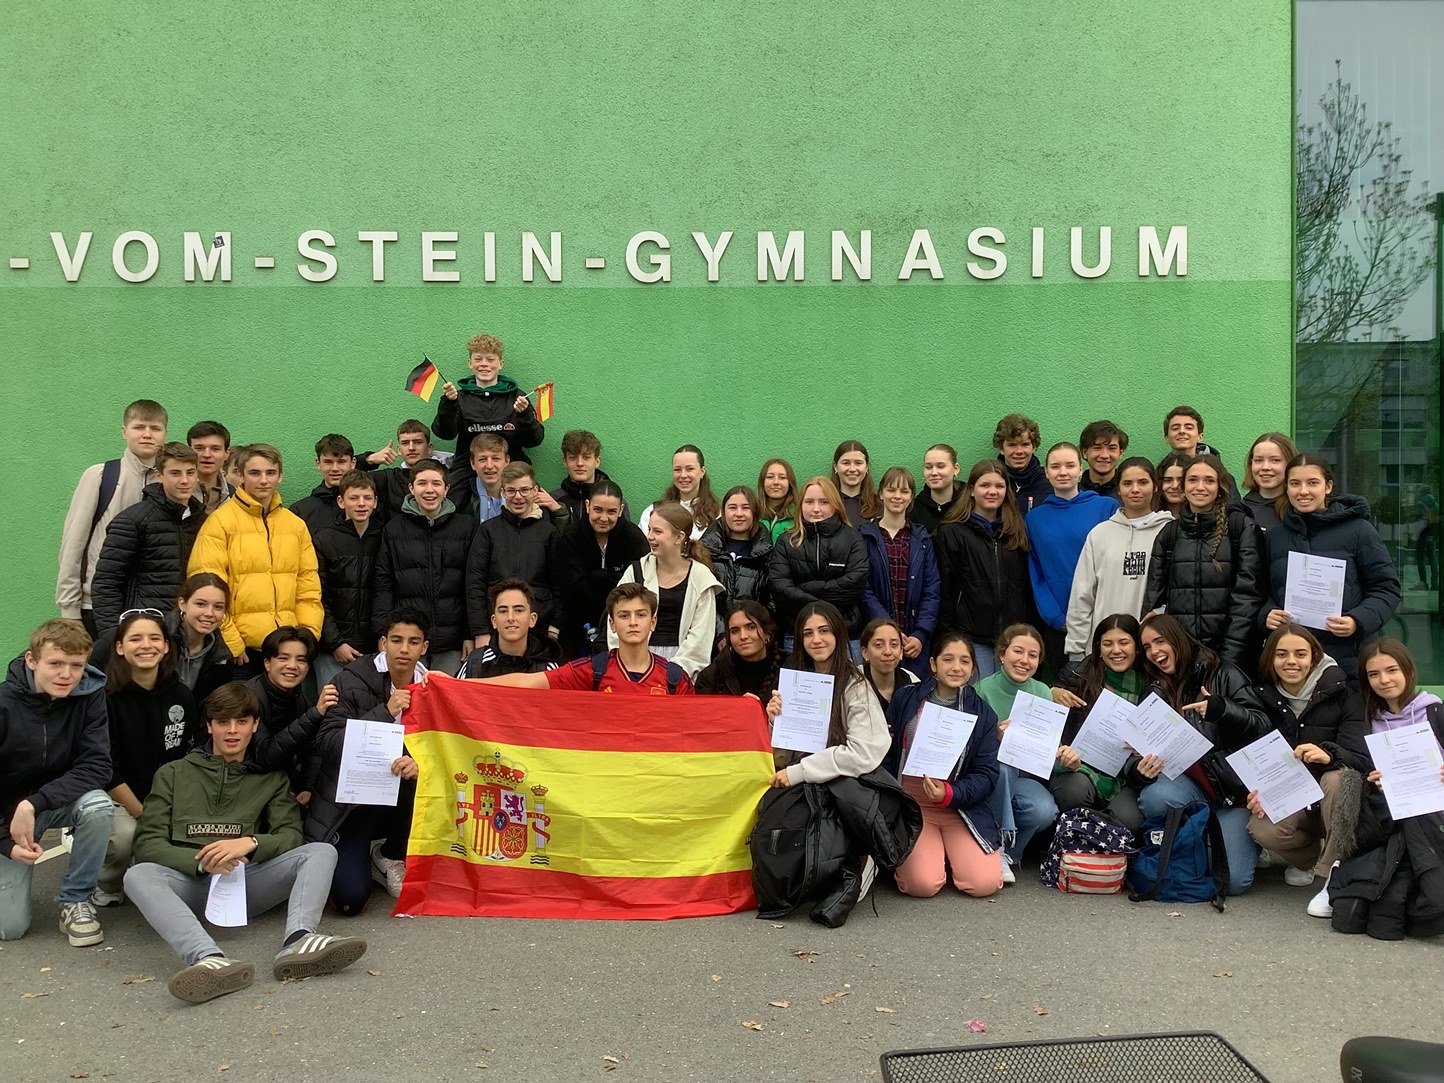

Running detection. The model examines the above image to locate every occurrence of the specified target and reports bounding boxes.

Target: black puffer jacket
[700,521,774,614]
[549,468,627,525]
[290,482,344,538]
[934,514,1034,644]
[314,521,382,654]
[1252,660,1371,774]
[767,515,869,636]
[695,651,781,699]
[1264,495,1402,682]
[558,518,651,651]
[1144,508,1266,667]
[242,674,325,793]
[373,500,476,651]
[91,484,206,634]
[433,377,544,483]
[1124,655,1271,804]
[464,509,576,639]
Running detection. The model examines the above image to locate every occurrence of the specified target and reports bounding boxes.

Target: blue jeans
[986,765,1059,862]
[1137,775,1257,895]
[0,789,113,940]
[970,642,997,681]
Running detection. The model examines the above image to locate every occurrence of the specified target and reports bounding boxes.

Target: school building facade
[1,2,1440,676]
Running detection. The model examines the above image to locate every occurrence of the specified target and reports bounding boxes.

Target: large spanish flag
[397,676,773,920]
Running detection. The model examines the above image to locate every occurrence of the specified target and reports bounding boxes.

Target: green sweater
[973,671,1052,723]
[132,747,303,876]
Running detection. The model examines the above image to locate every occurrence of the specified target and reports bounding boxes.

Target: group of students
[5,335,1438,1001]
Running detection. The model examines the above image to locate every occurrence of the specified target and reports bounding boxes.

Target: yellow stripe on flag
[408,730,772,880]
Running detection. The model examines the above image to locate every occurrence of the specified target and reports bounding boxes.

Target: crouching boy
[124,682,366,1004]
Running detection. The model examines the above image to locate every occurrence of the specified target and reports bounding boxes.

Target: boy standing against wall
[187,444,323,668]
[1163,406,1219,459]
[992,413,1051,516]
[187,421,234,513]
[91,442,206,634]
[57,399,169,635]
[314,471,382,685]
[550,429,625,522]
[1078,420,1129,499]
[434,333,544,485]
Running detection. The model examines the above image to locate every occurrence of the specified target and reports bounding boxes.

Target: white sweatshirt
[1064,510,1175,661]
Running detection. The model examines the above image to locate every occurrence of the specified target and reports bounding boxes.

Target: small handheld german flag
[405,356,440,402]
[531,382,555,422]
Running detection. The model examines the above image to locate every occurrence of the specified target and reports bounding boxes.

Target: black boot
[810,857,864,928]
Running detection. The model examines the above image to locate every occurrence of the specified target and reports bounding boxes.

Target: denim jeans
[1138,774,1258,895]
[0,789,113,940]
[970,643,997,681]
[986,764,1059,862]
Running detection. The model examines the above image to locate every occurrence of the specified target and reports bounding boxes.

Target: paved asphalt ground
[3,848,1442,1083]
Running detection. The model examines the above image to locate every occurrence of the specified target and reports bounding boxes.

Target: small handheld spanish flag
[404,356,440,402]
[531,382,555,422]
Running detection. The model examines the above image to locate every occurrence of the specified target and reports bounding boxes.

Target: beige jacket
[56,450,155,616]
[783,674,890,786]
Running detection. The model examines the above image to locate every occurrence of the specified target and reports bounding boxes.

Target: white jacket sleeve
[1064,530,1100,662]
[673,573,721,678]
[785,675,890,785]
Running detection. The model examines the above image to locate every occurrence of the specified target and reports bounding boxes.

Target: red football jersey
[545,651,696,696]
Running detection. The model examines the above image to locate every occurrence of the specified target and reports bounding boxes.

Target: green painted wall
[0,2,1293,647]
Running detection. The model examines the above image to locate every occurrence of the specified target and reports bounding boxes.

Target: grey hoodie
[1278,653,1339,718]
[1065,509,1175,660]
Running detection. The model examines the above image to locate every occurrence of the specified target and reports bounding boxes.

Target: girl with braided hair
[1142,454,1267,669]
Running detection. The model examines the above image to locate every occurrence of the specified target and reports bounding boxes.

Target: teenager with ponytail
[1143,454,1266,668]
[832,440,880,525]
[638,445,720,539]
[613,501,722,678]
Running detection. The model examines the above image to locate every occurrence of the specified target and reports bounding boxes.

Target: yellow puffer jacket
[187,489,323,656]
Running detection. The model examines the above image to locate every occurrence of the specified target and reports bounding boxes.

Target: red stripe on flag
[395,855,756,920]
[407,677,771,754]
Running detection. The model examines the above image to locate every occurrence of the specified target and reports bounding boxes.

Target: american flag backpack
[1039,808,1137,894]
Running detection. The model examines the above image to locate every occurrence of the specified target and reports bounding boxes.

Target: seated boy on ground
[124,682,366,1004]
[304,608,428,911]
[0,619,112,946]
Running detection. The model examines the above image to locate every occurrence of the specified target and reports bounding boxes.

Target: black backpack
[589,651,686,694]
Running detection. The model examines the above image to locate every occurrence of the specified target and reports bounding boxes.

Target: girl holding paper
[1247,622,1370,910]
[973,624,1061,882]
[764,602,893,920]
[884,632,1004,897]
[1262,454,1402,684]
[1143,454,1266,669]
[1049,614,1149,834]
[1129,614,1271,895]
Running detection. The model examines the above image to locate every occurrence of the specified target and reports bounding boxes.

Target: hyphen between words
[31,226,1187,284]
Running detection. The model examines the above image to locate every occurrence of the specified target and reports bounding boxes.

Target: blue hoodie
[1025,491,1119,630]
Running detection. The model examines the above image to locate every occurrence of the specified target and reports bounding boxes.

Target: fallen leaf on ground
[1167,911,1183,917]
[218,1067,231,1074]
[792,949,818,960]
[710,975,721,982]
[820,991,851,1005]
[20,991,49,999]
[770,923,784,929]
[1033,1004,1048,1016]
[40,967,52,973]
[474,1062,489,1070]
[482,1047,495,1053]
[1213,971,1233,979]
[267,1028,280,1038]
[875,1007,897,1014]
[70,1073,90,1079]
[603,1057,620,1064]
[742,1020,764,1031]
[978,993,994,1000]
[967,1020,988,1033]
[121,975,154,985]
[367,970,382,977]
[769,1000,790,1009]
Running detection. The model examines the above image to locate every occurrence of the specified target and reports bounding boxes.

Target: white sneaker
[1255,848,1285,869]
[370,840,405,898]
[91,887,124,908]
[858,856,877,901]
[1308,862,1338,918]
[1284,865,1316,887]
[1000,860,1016,886]
[58,900,104,947]
[168,956,254,1003]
